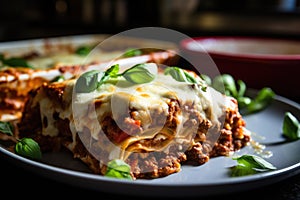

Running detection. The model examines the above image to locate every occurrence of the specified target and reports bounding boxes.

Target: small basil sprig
[0,121,14,136]
[75,45,93,56]
[230,154,276,177]
[15,138,42,160]
[164,66,207,91]
[122,63,155,84]
[282,112,300,140]
[75,70,101,93]
[0,53,33,69]
[104,159,133,180]
[122,48,142,57]
[241,87,275,115]
[75,63,156,93]
[207,74,275,114]
[0,121,42,160]
[50,75,65,83]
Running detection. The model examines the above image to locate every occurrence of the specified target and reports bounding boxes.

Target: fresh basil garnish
[230,154,276,177]
[104,159,133,180]
[282,112,300,140]
[75,70,102,93]
[75,63,156,93]
[122,63,155,84]
[0,121,14,136]
[0,120,42,160]
[50,75,65,83]
[0,55,33,69]
[164,66,207,91]
[242,87,275,114]
[75,45,93,56]
[207,74,275,114]
[122,48,142,57]
[15,137,42,160]
[212,74,238,97]
[164,66,195,83]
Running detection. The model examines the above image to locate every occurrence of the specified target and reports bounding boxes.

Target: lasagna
[18,63,251,179]
[0,47,177,121]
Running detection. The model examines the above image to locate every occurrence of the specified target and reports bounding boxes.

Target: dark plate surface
[1,92,300,197]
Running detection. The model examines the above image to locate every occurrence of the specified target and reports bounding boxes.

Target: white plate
[1,92,300,197]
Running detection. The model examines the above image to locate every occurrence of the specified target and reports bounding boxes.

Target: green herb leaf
[282,112,300,140]
[122,63,156,84]
[50,75,65,83]
[212,74,238,97]
[210,74,275,114]
[75,70,102,93]
[200,74,212,86]
[105,64,120,77]
[164,67,189,82]
[2,57,33,69]
[230,164,257,177]
[237,79,247,97]
[75,46,93,56]
[104,159,133,180]
[15,138,42,160]
[230,154,276,177]
[164,67,208,91]
[237,96,252,109]
[123,48,142,57]
[242,87,275,114]
[0,121,14,136]
[96,64,120,87]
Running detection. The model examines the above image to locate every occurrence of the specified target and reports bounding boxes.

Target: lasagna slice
[18,63,250,179]
[0,49,177,121]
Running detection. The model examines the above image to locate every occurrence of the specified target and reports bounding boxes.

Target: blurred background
[0,0,300,42]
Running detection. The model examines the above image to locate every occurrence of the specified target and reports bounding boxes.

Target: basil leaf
[123,48,142,57]
[230,164,257,177]
[15,138,42,160]
[105,64,120,77]
[122,63,155,84]
[75,46,92,56]
[230,154,276,177]
[237,79,247,97]
[164,67,189,82]
[200,74,212,86]
[75,70,102,93]
[212,74,238,97]
[282,112,300,140]
[105,159,133,180]
[233,154,276,170]
[3,57,33,69]
[243,87,275,114]
[50,75,65,83]
[237,96,252,109]
[183,71,198,84]
[0,121,14,136]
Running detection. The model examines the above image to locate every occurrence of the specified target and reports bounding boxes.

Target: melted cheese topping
[28,50,123,70]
